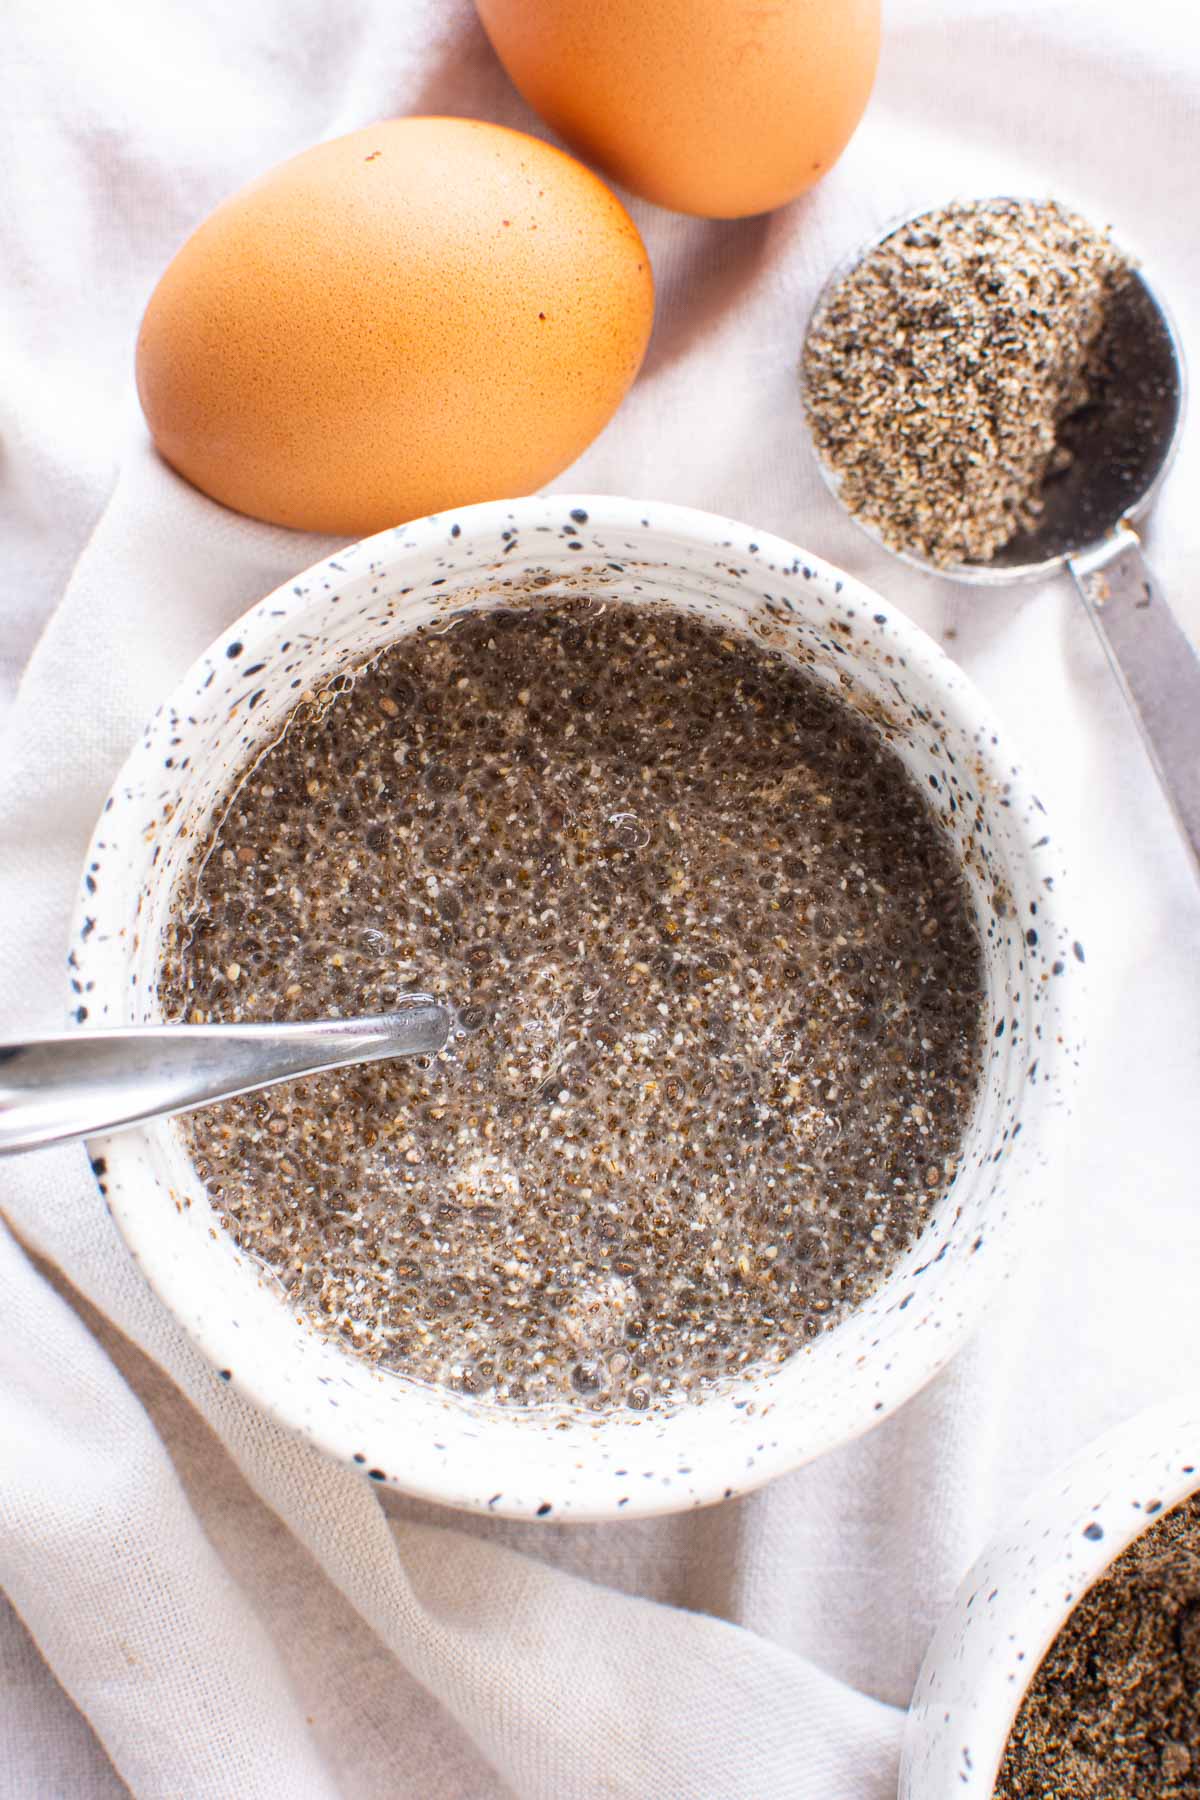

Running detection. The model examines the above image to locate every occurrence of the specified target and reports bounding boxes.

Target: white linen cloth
[2,1,1198,1793]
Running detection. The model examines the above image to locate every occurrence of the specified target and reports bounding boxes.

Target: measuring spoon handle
[1071,526,1200,870]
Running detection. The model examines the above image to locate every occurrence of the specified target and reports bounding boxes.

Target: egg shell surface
[136,117,655,535]
[475,0,880,219]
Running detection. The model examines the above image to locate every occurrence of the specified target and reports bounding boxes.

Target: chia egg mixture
[159,601,985,1415]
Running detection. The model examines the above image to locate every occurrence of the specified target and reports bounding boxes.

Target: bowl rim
[900,1393,1200,1797]
[70,492,1076,1519]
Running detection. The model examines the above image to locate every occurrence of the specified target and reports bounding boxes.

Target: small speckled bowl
[901,1397,1200,1797]
[71,495,1078,1521]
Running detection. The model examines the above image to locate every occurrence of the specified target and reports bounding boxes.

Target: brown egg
[475,0,880,219]
[136,118,654,536]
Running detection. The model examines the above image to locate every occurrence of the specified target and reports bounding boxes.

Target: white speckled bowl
[71,495,1078,1521]
[902,1397,1200,1797]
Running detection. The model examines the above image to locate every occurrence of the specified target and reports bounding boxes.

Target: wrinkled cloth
[2,2,1199,1794]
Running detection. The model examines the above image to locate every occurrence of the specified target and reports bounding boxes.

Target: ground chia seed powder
[996,1494,1200,1798]
[160,601,984,1413]
[802,198,1133,567]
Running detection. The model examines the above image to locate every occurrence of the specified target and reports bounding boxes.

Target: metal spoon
[802,199,1200,866]
[0,999,453,1156]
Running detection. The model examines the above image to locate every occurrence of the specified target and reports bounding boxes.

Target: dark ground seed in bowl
[995,1494,1200,1798]
[158,601,985,1413]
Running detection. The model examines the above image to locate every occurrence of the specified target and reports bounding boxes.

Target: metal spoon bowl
[0,998,454,1156]
[802,198,1200,863]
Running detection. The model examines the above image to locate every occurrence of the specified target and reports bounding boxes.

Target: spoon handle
[1071,527,1200,871]
[0,1002,452,1157]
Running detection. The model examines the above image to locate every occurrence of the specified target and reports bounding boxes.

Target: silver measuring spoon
[0,999,453,1156]
[802,200,1200,866]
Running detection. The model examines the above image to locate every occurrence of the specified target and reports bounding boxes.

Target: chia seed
[996,1494,1200,1798]
[159,602,985,1413]
[802,198,1134,567]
